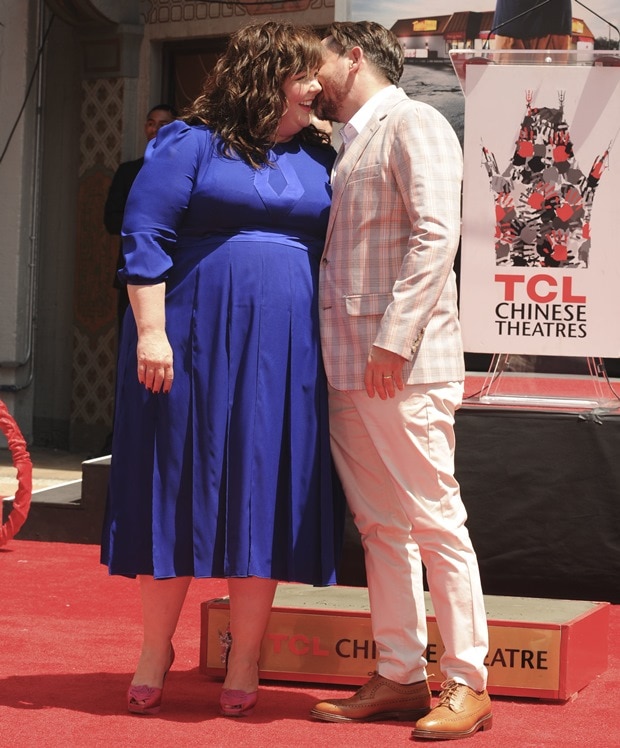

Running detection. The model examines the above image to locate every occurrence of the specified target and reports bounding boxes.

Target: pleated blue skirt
[101,233,343,585]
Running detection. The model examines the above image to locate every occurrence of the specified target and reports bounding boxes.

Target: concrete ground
[0,447,91,498]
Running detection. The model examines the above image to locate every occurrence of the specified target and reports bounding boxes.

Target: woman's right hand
[136,330,174,394]
[127,283,173,394]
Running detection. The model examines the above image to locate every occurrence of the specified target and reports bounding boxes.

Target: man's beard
[315,94,338,123]
[315,79,347,124]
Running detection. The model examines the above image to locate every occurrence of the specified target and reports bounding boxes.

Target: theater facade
[391,11,594,61]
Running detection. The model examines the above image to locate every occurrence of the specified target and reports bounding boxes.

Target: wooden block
[199,584,609,701]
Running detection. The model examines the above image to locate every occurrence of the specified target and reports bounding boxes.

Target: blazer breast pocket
[346,164,381,184]
[344,293,393,317]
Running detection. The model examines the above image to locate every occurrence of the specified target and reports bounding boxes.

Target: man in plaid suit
[310,22,492,740]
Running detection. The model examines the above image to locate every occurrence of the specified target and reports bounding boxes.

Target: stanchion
[0,399,32,546]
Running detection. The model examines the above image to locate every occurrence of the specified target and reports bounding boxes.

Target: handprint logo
[482,91,610,268]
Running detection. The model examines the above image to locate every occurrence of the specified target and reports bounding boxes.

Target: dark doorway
[162,37,229,113]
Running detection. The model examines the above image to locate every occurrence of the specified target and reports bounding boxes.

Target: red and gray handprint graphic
[482,90,610,268]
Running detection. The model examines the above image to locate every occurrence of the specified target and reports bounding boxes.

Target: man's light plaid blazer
[319,87,466,391]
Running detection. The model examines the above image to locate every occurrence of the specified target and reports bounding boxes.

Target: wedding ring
[383,375,393,379]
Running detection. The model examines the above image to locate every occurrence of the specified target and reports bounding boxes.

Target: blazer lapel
[324,89,409,252]
[324,119,382,251]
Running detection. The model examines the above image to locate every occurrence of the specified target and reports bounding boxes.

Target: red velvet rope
[0,399,32,546]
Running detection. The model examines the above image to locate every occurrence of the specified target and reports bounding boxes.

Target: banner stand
[474,353,620,411]
[450,49,620,412]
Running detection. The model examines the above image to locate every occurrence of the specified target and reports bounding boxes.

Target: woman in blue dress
[100,21,343,717]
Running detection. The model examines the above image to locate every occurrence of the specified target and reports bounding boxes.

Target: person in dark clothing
[99,104,177,457]
[493,0,572,49]
[104,104,177,326]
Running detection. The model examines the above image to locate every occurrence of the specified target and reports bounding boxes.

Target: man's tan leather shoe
[310,673,431,723]
[411,679,492,740]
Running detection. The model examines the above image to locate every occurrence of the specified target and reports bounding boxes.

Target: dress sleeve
[119,120,208,285]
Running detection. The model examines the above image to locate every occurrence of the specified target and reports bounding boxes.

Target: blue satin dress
[100,120,343,585]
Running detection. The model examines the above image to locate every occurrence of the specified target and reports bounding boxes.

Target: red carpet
[1,539,618,747]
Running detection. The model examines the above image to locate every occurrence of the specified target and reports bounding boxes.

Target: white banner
[461,62,620,356]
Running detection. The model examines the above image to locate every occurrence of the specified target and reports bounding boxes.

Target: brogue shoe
[411,679,492,740]
[311,673,431,723]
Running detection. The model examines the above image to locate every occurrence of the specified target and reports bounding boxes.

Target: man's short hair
[325,21,404,85]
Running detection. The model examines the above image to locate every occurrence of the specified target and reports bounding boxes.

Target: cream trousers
[329,381,489,691]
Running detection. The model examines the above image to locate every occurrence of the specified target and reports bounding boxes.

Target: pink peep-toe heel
[219,688,259,717]
[127,645,175,716]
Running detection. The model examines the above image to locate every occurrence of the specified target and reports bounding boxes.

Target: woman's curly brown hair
[183,21,330,168]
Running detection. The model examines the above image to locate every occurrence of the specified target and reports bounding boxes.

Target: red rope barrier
[0,399,32,546]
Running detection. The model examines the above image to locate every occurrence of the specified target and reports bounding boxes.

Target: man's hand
[364,345,407,400]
